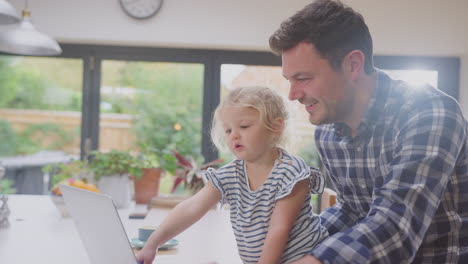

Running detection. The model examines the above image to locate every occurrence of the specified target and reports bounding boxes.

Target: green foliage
[298,142,320,168]
[19,123,74,152]
[0,55,82,111]
[0,120,18,156]
[298,141,321,212]
[0,179,15,194]
[0,57,19,107]
[18,56,83,93]
[5,68,48,109]
[137,66,202,168]
[0,57,48,109]
[20,123,74,153]
[101,94,134,114]
[1,57,204,179]
[136,151,161,169]
[89,150,143,181]
[0,119,75,156]
[102,61,204,174]
[42,160,87,186]
[310,194,320,214]
[133,98,200,174]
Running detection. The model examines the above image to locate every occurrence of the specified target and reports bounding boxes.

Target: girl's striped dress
[205,149,328,264]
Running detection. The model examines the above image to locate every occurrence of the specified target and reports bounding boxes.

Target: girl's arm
[257,179,309,264]
[136,182,221,264]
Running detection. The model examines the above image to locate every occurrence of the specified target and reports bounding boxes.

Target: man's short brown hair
[269,0,375,74]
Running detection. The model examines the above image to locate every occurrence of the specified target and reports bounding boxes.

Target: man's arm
[311,101,466,263]
[319,201,360,235]
[317,165,360,235]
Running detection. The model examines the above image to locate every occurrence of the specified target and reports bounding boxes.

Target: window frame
[59,44,282,162]
[374,55,460,99]
[3,45,459,162]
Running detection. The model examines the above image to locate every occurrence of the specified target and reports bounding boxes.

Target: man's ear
[343,50,365,80]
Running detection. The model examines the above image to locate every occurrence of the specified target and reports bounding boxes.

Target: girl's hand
[135,183,220,264]
[136,246,157,264]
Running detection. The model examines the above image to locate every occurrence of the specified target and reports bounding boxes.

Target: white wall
[348,0,468,116]
[7,0,312,50]
[5,0,468,114]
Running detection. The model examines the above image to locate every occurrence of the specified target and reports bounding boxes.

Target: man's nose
[288,84,302,101]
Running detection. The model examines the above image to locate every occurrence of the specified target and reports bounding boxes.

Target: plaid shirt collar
[313,68,468,263]
[334,70,390,139]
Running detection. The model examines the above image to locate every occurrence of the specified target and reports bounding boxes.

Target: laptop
[60,184,143,264]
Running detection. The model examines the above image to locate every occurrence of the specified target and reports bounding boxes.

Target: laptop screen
[60,184,139,264]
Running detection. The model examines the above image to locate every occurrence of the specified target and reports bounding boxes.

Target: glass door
[0,55,83,194]
[99,59,205,194]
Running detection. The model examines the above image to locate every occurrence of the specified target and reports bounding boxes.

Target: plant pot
[50,194,70,217]
[98,174,132,208]
[134,168,162,204]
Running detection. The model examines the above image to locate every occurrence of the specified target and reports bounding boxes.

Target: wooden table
[0,195,242,264]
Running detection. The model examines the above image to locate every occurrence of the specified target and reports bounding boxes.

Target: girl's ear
[272,117,285,134]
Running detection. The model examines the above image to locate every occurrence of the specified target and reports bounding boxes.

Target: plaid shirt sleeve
[318,165,361,235]
[311,98,467,263]
[319,201,360,236]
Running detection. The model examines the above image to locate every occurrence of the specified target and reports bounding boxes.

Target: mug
[138,225,157,241]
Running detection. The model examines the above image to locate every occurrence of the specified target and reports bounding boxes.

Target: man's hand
[290,255,322,264]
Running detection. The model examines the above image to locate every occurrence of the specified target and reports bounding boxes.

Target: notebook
[60,184,144,264]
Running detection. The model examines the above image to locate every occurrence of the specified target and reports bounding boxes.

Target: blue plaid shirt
[311,70,468,264]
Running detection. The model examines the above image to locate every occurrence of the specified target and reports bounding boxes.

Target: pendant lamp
[0,0,19,24]
[0,2,62,56]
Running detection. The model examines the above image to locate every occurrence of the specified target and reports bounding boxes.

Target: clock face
[119,0,163,19]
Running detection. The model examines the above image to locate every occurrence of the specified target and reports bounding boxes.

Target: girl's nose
[231,130,240,139]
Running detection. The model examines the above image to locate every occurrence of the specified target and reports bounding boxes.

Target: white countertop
[0,195,241,264]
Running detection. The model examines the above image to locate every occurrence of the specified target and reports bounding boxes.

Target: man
[269,0,468,263]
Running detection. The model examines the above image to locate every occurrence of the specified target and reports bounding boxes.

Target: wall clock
[119,0,163,20]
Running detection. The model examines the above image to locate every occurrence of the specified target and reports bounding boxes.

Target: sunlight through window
[384,69,438,89]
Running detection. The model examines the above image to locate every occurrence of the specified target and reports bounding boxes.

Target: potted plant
[133,151,164,204]
[0,166,15,195]
[89,150,142,208]
[0,166,13,226]
[42,159,100,217]
[149,152,224,208]
[43,159,97,193]
[171,151,224,195]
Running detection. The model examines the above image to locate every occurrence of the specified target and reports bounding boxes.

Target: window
[375,56,460,99]
[0,55,83,194]
[99,60,204,155]
[0,45,460,196]
[384,69,438,88]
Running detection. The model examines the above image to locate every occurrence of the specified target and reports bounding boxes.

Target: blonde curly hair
[210,86,290,153]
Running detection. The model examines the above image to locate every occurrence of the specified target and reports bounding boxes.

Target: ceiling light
[0,0,20,25]
[0,3,61,56]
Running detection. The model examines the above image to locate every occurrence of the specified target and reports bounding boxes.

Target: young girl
[136,86,328,264]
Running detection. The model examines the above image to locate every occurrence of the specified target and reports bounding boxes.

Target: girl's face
[220,106,278,163]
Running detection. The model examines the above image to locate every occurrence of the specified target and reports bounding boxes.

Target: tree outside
[100,60,204,174]
[0,56,83,156]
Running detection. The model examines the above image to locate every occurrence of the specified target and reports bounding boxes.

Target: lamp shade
[0,10,61,56]
[0,0,19,24]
